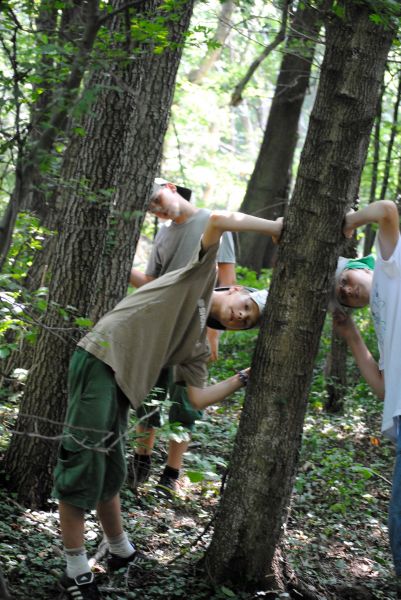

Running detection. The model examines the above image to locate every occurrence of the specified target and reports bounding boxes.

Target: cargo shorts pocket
[53,438,104,502]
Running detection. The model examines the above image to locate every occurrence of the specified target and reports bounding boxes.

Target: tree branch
[97,0,148,26]
[230,0,292,107]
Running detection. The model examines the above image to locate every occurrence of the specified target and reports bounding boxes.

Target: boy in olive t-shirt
[54,210,282,600]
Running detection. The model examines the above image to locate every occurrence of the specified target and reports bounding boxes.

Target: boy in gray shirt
[130,180,236,495]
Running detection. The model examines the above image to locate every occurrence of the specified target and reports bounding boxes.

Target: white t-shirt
[371,235,401,439]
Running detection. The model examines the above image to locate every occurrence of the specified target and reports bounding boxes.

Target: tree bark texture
[206,3,394,589]
[237,2,322,271]
[4,0,195,508]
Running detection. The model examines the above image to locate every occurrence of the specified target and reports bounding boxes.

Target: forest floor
[0,321,399,600]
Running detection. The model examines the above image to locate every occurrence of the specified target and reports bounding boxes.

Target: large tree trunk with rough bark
[4,0,195,508]
[237,2,323,272]
[205,3,394,591]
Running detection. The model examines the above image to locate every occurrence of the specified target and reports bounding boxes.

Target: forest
[1,0,401,599]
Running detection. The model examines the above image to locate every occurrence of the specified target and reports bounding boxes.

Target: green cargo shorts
[136,367,203,432]
[53,348,129,510]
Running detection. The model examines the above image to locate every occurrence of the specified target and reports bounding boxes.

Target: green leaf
[186,470,204,483]
[74,317,94,327]
[332,3,345,18]
[220,586,236,597]
[369,13,382,24]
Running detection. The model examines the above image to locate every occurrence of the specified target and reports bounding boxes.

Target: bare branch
[230,0,292,107]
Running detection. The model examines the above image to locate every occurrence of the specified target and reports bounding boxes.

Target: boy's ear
[165,182,177,193]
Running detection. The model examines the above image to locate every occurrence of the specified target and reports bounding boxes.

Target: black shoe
[107,549,148,573]
[155,473,181,499]
[127,454,151,489]
[59,572,101,599]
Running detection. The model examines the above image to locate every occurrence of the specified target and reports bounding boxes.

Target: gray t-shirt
[78,243,219,409]
[146,208,235,278]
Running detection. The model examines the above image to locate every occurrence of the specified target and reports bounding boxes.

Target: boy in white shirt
[333,200,401,588]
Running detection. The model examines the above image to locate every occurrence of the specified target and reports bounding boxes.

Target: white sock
[107,532,136,558]
[64,546,91,579]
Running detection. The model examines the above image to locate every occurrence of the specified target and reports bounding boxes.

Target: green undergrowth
[0,308,399,598]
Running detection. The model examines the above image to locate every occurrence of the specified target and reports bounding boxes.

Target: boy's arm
[187,368,249,410]
[344,200,399,260]
[217,262,236,286]
[129,268,155,288]
[334,313,384,399]
[202,211,282,252]
[206,327,220,362]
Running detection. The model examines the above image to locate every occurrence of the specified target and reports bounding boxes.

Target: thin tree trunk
[324,235,357,412]
[324,323,348,413]
[188,0,235,84]
[206,2,394,589]
[22,0,87,219]
[0,0,102,270]
[364,74,401,254]
[4,0,195,508]
[237,2,323,271]
[363,84,384,256]
[0,1,99,387]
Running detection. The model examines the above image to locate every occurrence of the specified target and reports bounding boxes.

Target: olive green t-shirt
[78,243,218,409]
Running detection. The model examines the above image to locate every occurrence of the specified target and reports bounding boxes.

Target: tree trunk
[22,0,88,219]
[237,2,323,271]
[363,84,383,256]
[4,0,195,508]
[364,73,401,255]
[324,322,348,413]
[324,234,356,412]
[0,0,101,271]
[0,2,94,387]
[205,2,394,590]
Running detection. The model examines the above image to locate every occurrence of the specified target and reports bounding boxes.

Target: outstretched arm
[187,368,249,410]
[344,200,399,260]
[202,211,282,252]
[129,268,155,288]
[334,313,384,399]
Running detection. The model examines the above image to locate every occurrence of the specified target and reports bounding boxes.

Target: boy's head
[149,178,192,220]
[208,286,268,330]
[331,255,375,311]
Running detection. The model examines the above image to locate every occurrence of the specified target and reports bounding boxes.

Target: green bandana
[344,254,375,271]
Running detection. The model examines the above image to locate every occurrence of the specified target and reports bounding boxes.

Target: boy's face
[336,268,373,308]
[216,288,260,330]
[149,184,180,221]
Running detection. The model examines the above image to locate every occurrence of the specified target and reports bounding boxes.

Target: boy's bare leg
[96,494,123,539]
[59,500,86,549]
[135,425,156,455]
[167,439,190,470]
